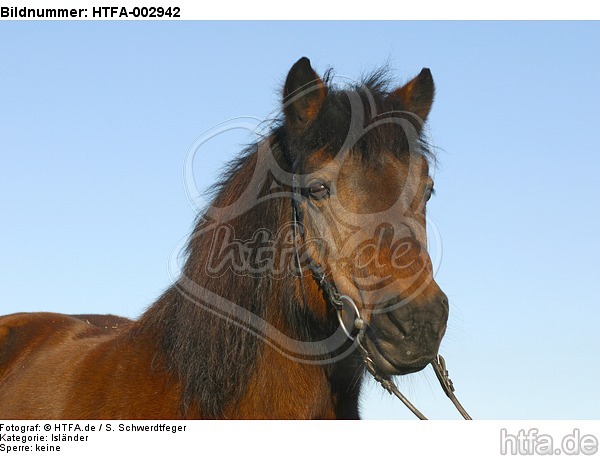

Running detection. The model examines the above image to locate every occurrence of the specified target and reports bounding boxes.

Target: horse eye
[308,183,330,201]
[425,186,435,202]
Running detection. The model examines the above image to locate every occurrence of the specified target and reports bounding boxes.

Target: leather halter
[291,173,472,420]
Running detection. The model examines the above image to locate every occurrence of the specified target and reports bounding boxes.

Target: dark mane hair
[135,66,435,418]
[279,68,434,167]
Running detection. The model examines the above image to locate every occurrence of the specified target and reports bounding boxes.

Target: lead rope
[291,174,472,420]
[431,353,473,420]
[356,327,472,420]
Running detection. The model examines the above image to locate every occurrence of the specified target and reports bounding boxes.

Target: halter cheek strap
[290,173,472,420]
[291,174,364,340]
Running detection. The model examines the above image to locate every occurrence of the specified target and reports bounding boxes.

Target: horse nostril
[387,311,411,339]
[438,293,449,313]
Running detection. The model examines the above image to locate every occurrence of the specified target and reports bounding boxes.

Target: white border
[1,421,599,456]
[0,0,598,20]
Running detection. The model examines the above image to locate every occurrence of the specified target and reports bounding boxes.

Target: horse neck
[136,141,364,418]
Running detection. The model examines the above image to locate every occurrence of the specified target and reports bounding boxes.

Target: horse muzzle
[362,293,449,375]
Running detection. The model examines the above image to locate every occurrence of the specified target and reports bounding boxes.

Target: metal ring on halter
[335,294,365,340]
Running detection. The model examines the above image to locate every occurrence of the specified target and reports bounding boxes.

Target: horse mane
[134,66,434,418]
[280,67,435,166]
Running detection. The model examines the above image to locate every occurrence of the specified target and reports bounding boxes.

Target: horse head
[283,57,448,375]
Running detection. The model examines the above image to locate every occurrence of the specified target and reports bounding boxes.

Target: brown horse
[0,57,448,419]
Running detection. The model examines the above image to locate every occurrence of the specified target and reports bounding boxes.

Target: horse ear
[283,57,326,130]
[390,68,435,123]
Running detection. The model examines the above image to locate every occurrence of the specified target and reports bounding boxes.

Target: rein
[291,175,472,420]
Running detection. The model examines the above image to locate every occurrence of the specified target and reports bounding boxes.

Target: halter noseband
[290,173,472,420]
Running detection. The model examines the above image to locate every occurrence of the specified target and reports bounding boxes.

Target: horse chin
[363,336,434,376]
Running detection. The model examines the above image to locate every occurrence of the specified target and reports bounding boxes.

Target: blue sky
[1,21,599,419]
